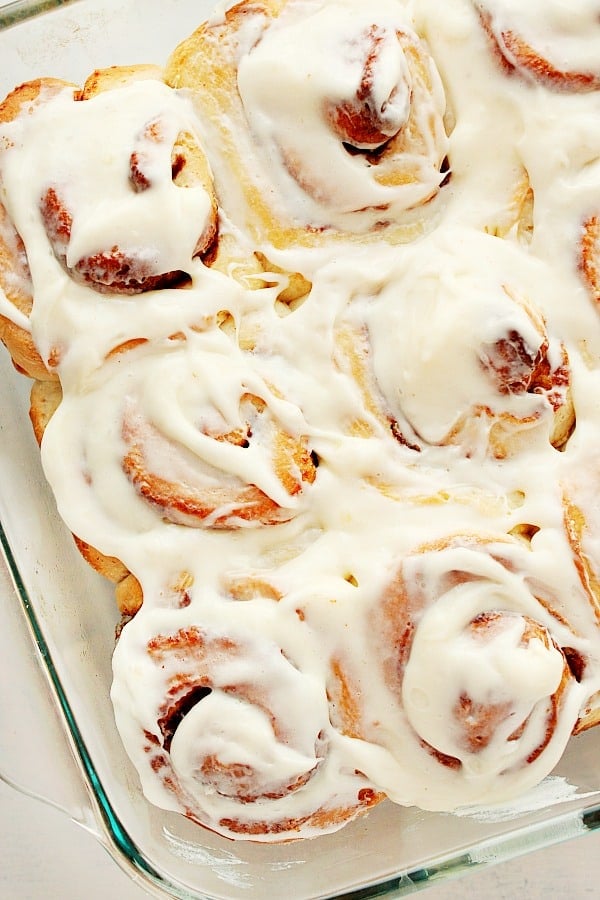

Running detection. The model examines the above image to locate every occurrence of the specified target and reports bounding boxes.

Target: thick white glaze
[1,0,600,841]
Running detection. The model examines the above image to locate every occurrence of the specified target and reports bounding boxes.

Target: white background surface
[1,777,600,900]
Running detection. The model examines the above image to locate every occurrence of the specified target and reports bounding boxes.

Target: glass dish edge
[0,0,81,29]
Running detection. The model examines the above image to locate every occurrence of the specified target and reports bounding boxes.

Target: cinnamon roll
[165,0,450,246]
[0,68,218,299]
[362,228,574,457]
[39,333,317,535]
[330,532,597,810]
[111,604,382,840]
[43,67,217,293]
[474,0,600,92]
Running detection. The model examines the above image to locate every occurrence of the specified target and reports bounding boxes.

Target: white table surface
[1,776,599,900]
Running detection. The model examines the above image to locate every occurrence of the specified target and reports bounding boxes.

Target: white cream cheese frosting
[1,0,600,841]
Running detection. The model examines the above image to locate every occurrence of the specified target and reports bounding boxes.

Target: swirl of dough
[364,229,574,457]
[111,605,381,840]
[121,350,317,528]
[40,334,317,535]
[330,533,593,810]
[166,0,449,243]
[474,0,600,92]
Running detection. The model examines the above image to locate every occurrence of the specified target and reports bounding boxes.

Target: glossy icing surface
[1,0,600,841]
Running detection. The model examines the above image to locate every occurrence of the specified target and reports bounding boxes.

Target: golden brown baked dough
[0,205,43,380]
[580,214,600,307]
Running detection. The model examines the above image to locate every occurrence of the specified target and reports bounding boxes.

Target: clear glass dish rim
[0,0,81,29]
[1,0,600,896]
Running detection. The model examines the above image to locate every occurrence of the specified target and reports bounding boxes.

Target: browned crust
[222,573,283,601]
[28,378,62,444]
[73,535,143,617]
[563,495,600,625]
[77,64,165,100]
[215,787,382,838]
[327,657,367,740]
[573,692,600,734]
[0,77,74,128]
[166,0,285,88]
[580,215,600,306]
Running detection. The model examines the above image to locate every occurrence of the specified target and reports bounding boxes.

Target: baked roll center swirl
[402,600,568,772]
[122,385,317,528]
[332,534,597,810]
[42,336,317,532]
[323,23,412,150]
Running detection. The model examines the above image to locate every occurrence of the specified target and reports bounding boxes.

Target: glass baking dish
[1,1,600,897]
